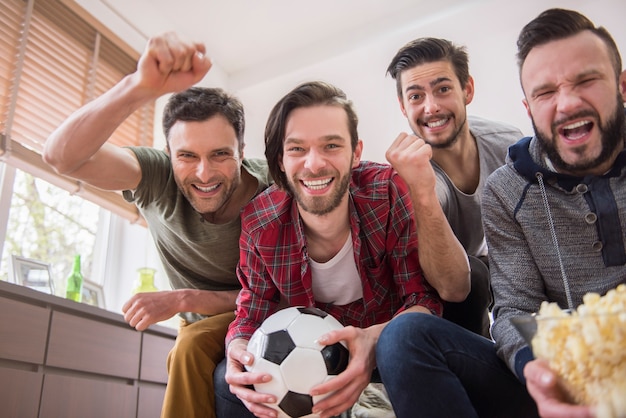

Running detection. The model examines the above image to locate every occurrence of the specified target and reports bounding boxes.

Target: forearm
[44,74,152,175]
[175,288,239,316]
[411,190,470,302]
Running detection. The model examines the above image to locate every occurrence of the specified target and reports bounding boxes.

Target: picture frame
[9,255,54,295]
[82,280,105,309]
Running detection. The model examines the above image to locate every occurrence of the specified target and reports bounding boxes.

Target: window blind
[0,0,153,225]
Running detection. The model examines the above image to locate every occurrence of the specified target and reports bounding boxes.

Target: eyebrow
[530,69,604,97]
[404,76,452,95]
[210,147,235,154]
[284,134,346,145]
[175,146,234,155]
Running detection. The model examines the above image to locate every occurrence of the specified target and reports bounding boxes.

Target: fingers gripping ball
[245,306,350,418]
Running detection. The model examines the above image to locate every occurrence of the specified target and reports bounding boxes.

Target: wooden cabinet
[0,297,49,364]
[140,333,173,384]
[39,374,138,418]
[0,281,177,418]
[0,367,43,418]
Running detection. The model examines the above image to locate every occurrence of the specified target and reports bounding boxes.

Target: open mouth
[560,120,593,141]
[424,117,449,129]
[302,178,333,190]
[194,183,220,193]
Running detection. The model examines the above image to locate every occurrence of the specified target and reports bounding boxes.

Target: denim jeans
[376,313,539,418]
[214,359,255,418]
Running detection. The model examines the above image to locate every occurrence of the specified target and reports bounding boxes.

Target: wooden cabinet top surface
[0,280,177,340]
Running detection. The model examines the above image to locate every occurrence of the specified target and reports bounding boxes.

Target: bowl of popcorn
[512,284,626,418]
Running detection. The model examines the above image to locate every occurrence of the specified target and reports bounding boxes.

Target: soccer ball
[245,306,350,418]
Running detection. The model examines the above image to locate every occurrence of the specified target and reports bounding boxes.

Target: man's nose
[555,88,585,115]
[423,94,441,114]
[195,158,213,182]
[304,149,326,173]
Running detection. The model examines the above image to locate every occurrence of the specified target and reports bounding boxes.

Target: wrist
[124,72,162,105]
[169,288,192,312]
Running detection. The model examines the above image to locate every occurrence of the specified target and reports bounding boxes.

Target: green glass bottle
[65,254,83,302]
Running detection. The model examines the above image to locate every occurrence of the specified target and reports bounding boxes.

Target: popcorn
[532,284,626,418]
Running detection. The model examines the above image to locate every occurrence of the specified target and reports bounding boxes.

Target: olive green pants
[160,311,235,418]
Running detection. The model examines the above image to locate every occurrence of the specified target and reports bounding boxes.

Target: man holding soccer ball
[214,80,468,417]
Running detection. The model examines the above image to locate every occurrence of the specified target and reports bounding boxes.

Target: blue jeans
[376,313,539,418]
[214,359,255,418]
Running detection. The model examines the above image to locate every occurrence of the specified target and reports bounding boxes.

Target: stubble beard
[176,174,239,219]
[412,113,467,150]
[288,166,352,216]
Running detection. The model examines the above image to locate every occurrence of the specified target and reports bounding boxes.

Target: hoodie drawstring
[536,172,575,310]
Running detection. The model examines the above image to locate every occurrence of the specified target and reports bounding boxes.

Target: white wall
[233,0,626,162]
[107,0,626,326]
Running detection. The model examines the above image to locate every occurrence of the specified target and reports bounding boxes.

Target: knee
[169,331,225,369]
[377,313,436,359]
[177,330,219,354]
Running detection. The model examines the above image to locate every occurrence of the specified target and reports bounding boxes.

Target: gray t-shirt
[432,116,522,257]
[123,147,271,323]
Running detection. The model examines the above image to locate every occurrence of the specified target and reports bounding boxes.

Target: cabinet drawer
[0,296,49,363]
[0,367,43,418]
[47,311,141,379]
[140,333,175,383]
[40,373,137,418]
[137,385,167,418]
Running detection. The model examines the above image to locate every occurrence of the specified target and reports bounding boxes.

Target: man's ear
[398,96,408,118]
[619,69,626,102]
[464,76,475,105]
[522,98,531,119]
[352,140,364,168]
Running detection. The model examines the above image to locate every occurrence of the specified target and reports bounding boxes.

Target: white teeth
[427,118,447,128]
[562,120,592,140]
[196,184,219,192]
[563,120,590,130]
[303,178,331,190]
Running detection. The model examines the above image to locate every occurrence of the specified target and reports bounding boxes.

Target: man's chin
[190,198,223,216]
[295,196,332,216]
[417,131,458,149]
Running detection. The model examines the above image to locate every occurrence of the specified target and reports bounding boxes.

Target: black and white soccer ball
[245,306,350,418]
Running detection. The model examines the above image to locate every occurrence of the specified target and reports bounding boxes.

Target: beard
[287,166,352,216]
[411,112,467,150]
[175,173,239,219]
[534,95,625,175]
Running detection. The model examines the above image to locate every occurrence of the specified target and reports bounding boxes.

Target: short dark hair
[264,81,359,190]
[162,87,245,151]
[517,8,622,77]
[386,37,470,98]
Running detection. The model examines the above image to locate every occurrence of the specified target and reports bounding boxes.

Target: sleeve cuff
[514,345,534,384]
[399,292,443,316]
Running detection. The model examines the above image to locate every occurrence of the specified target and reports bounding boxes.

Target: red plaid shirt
[226,161,442,345]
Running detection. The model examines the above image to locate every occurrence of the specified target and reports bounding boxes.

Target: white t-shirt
[310,232,363,305]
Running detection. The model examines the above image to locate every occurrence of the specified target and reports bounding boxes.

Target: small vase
[132,267,158,294]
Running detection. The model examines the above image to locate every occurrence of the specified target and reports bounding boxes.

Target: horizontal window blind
[0,0,153,225]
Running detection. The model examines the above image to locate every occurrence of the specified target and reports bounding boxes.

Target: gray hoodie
[482,135,626,380]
